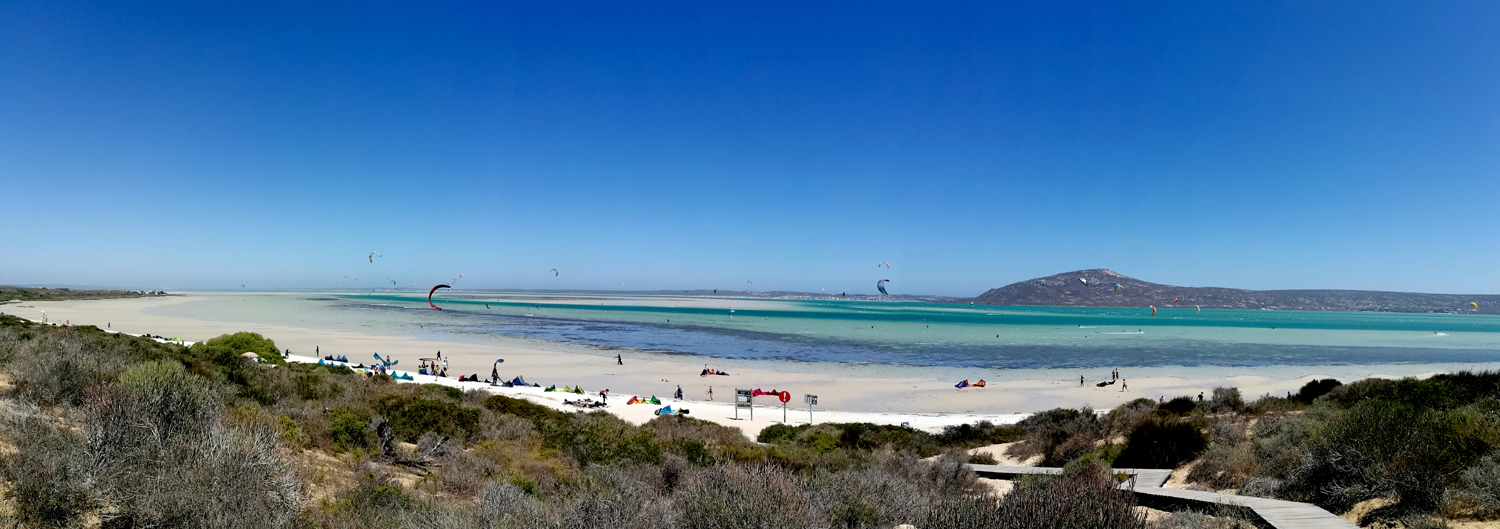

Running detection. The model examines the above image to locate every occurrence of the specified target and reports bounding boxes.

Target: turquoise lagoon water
[158,292,1500,370]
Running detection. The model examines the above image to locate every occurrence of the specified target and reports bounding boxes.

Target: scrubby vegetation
[998,374,1500,527]
[0,316,1151,528]
[0,285,170,302]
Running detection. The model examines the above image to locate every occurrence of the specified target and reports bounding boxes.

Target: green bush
[758,423,799,444]
[1114,416,1206,469]
[330,408,372,453]
[1293,378,1342,404]
[294,372,323,400]
[423,383,462,401]
[202,332,286,365]
[376,395,480,443]
[1159,396,1198,416]
[483,394,571,423]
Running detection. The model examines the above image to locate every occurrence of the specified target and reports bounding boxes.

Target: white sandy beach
[4,293,1480,438]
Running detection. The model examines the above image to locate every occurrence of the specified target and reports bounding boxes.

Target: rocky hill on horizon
[972,269,1500,314]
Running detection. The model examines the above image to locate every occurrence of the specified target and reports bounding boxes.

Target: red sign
[779,391,791,403]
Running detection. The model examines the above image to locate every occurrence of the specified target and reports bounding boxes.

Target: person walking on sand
[708,386,714,401]
[675,385,683,401]
[1120,379,1128,392]
[616,353,622,365]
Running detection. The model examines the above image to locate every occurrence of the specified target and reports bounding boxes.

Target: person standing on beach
[1079,375,1084,387]
[675,385,683,400]
[708,386,714,401]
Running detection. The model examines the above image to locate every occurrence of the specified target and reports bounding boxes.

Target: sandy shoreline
[6,293,1492,437]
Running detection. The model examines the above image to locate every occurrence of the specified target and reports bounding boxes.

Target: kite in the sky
[878,261,890,268]
[428,284,451,310]
[1196,305,1201,314]
[1472,302,1480,309]
[1173,298,1179,304]
[1080,278,1089,285]
[877,279,891,295]
[549,269,559,276]
[1149,305,1157,316]
[368,251,381,263]
[1114,284,1122,291]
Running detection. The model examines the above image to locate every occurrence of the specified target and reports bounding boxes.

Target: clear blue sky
[3,1,1497,296]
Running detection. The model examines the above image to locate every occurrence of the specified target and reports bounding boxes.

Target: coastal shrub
[1155,511,1258,529]
[330,407,372,452]
[1207,387,1246,414]
[1159,396,1198,416]
[679,464,818,529]
[1114,416,1206,469]
[1454,454,1500,516]
[423,383,463,401]
[0,404,93,528]
[1007,407,1103,467]
[1294,378,1343,404]
[758,423,800,444]
[376,395,481,443]
[293,372,323,400]
[95,425,303,528]
[935,420,1023,448]
[1277,400,1486,515]
[803,461,932,528]
[1186,441,1257,490]
[549,411,663,466]
[8,328,127,406]
[977,467,1145,529]
[484,393,571,423]
[201,331,286,365]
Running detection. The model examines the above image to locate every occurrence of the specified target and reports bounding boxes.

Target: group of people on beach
[1080,369,1127,391]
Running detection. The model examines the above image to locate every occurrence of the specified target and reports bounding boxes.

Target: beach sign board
[735,389,752,420]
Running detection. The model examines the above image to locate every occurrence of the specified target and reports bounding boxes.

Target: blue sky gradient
[3,1,1497,295]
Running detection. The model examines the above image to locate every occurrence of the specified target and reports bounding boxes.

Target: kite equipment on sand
[428,284,450,310]
[877,279,891,295]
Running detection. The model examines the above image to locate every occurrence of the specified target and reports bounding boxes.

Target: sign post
[804,394,818,425]
[779,391,790,422]
[735,389,752,421]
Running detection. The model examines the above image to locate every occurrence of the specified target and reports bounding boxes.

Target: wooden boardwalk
[969,464,1356,529]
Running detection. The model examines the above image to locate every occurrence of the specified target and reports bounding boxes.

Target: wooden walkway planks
[967,464,1357,529]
